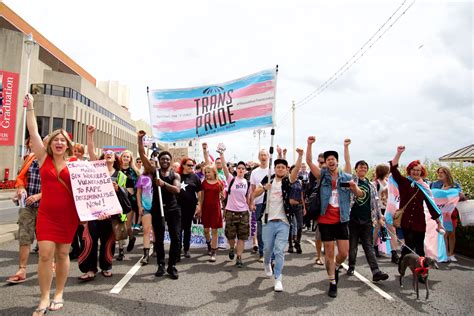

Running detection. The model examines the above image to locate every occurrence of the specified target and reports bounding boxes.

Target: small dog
[399,254,439,299]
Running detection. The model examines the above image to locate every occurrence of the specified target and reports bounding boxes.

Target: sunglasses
[186,164,194,167]
[104,150,114,155]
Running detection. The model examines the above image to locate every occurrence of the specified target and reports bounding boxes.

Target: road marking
[110,259,142,294]
[306,239,394,301]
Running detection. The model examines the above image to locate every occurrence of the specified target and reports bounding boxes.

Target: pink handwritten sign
[67,160,122,221]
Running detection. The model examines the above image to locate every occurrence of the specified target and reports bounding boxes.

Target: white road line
[306,239,394,301]
[110,259,142,294]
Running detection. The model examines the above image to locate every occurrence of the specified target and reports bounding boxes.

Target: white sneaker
[264,263,273,277]
[274,277,283,292]
[449,255,458,262]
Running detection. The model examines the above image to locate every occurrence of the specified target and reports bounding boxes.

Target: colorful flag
[431,188,460,231]
[149,69,277,142]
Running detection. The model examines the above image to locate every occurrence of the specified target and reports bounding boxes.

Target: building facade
[0,3,142,179]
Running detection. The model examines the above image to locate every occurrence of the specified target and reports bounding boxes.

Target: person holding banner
[253,149,303,292]
[137,131,182,280]
[430,167,466,262]
[77,126,120,281]
[390,146,444,263]
[220,149,251,268]
[177,158,202,260]
[25,94,80,315]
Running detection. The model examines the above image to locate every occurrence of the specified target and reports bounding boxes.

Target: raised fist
[138,130,146,138]
[87,125,96,134]
[25,93,34,107]
[307,136,316,145]
[202,142,208,150]
[296,148,304,155]
[397,146,406,153]
[344,139,351,146]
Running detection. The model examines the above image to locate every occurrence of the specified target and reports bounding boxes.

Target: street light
[253,128,266,151]
[20,33,37,159]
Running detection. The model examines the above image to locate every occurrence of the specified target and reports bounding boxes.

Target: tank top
[157,169,179,211]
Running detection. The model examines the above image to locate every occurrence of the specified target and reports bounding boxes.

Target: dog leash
[384,227,420,258]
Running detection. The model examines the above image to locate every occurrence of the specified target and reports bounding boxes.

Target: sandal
[101,270,112,277]
[33,306,48,315]
[78,272,96,281]
[6,273,27,284]
[49,300,64,311]
[315,258,324,265]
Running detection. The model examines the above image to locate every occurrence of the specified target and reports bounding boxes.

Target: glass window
[36,116,50,138]
[66,119,75,139]
[52,86,64,97]
[53,117,63,130]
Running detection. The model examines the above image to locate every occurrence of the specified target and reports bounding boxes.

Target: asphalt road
[0,231,473,315]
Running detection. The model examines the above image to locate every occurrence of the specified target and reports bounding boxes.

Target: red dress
[36,156,79,243]
[201,180,223,229]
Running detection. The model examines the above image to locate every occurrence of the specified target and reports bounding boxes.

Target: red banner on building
[0,70,19,146]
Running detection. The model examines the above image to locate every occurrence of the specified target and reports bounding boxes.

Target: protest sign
[67,160,122,221]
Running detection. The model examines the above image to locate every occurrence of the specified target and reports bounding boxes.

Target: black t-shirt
[350,178,371,222]
[159,169,180,211]
[178,173,202,209]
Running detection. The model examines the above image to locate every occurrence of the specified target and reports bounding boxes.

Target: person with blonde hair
[25,94,80,315]
[195,164,224,262]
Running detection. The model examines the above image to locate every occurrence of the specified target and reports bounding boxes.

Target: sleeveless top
[152,169,180,213]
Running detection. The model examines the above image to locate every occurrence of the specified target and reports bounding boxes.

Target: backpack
[223,177,250,209]
[289,179,303,204]
[306,181,321,221]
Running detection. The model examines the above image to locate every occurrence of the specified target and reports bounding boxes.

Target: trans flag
[431,188,460,232]
[149,69,277,142]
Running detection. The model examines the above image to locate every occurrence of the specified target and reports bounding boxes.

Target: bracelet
[26,108,34,112]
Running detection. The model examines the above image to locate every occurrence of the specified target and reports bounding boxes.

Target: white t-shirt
[266,179,288,223]
[250,166,272,204]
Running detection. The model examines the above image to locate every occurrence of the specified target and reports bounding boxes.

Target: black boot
[374,246,381,258]
[155,264,165,277]
[140,248,150,265]
[391,250,399,264]
[294,241,302,254]
[117,248,125,261]
[127,234,136,252]
[288,237,294,253]
[167,265,179,280]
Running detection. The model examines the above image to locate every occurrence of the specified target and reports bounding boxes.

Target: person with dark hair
[253,149,303,292]
[137,133,182,279]
[177,157,201,259]
[220,149,251,268]
[25,94,79,314]
[390,146,444,264]
[344,143,388,282]
[77,126,124,282]
[306,136,363,298]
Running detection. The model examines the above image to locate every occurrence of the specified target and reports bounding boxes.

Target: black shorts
[318,222,349,242]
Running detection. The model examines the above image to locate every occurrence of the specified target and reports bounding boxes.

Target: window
[52,85,64,97]
[53,117,63,130]
[66,119,75,140]
[36,116,50,138]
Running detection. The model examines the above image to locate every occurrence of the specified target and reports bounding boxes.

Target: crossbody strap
[400,188,419,212]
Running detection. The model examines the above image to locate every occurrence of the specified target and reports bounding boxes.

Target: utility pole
[292,100,295,164]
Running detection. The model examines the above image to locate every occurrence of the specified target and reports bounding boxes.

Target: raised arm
[390,146,409,185]
[343,138,351,173]
[202,142,210,166]
[290,148,303,183]
[391,145,405,167]
[219,150,230,180]
[306,136,321,178]
[137,130,154,174]
[87,125,98,161]
[25,94,46,164]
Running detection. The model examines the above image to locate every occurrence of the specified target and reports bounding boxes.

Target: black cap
[323,150,338,161]
[274,159,288,167]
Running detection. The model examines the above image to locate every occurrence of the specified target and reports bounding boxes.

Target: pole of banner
[292,100,295,164]
[264,65,278,224]
[147,87,165,224]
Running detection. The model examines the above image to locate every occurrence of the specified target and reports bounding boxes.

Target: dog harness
[415,256,429,277]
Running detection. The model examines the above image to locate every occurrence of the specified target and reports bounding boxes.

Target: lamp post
[20,33,37,159]
[253,129,266,151]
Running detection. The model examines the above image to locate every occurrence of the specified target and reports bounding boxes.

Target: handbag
[111,215,128,241]
[393,188,418,228]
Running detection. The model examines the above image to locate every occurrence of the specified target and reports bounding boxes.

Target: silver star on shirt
[180,182,188,191]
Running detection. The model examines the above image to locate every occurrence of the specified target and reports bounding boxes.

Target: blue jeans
[263,220,289,280]
[256,203,265,256]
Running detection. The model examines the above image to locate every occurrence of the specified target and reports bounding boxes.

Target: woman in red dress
[196,165,224,262]
[26,94,80,315]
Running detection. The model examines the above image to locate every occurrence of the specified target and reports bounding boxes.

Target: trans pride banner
[386,176,447,262]
[431,188,460,232]
[149,69,276,142]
